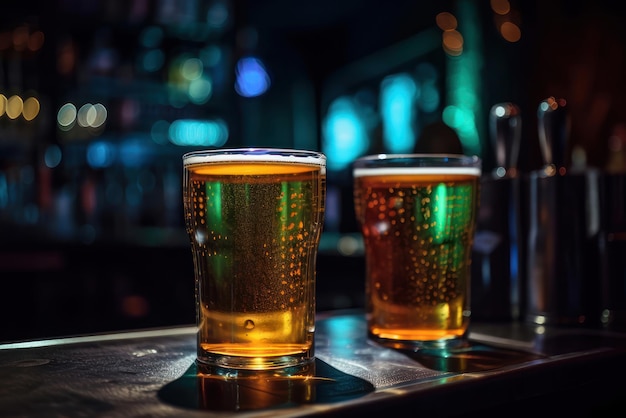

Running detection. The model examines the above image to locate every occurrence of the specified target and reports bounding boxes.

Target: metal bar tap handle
[489,102,521,178]
[537,97,570,171]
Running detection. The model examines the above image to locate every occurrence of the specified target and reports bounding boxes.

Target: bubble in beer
[244,319,255,330]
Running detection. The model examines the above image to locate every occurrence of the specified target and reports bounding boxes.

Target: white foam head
[183,149,326,173]
[353,166,481,177]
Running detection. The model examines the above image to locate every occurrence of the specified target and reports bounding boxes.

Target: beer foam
[353,166,481,177]
[184,151,326,174]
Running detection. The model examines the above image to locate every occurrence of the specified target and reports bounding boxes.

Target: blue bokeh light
[234,57,270,97]
[44,145,62,168]
[87,141,115,168]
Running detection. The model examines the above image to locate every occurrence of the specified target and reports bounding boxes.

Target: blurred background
[1,0,625,342]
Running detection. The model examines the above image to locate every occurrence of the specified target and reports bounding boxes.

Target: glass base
[196,353,315,377]
[368,331,469,352]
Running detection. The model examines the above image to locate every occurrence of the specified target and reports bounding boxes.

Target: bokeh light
[6,95,23,119]
[442,30,464,56]
[500,21,521,42]
[22,97,40,121]
[322,96,369,171]
[380,73,418,153]
[168,119,229,146]
[44,145,62,168]
[235,57,270,97]
[0,94,6,116]
[57,103,78,130]
[491,0,511,15]
[436,12,458,31]
[87,141,115,168]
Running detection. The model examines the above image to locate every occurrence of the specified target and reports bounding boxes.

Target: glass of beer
[353,154,481,350]
[183,148,326,373]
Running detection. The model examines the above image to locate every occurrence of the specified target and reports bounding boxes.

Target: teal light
[139,26,164,48]
[322,96,369,171]
[44,145,62,168]
[443,0,484,157]
[168,119,228,146]
[141,49,165,72]
[0,173,7,208]
[418,82,440,113]
[443,104,480,152]
[380,73,418,153]
[324,316,363,356]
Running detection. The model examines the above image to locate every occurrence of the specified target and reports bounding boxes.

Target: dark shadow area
[400,340,545,373]
[531,332,626,356]
[0,242,365,343]
[158,358,374,412]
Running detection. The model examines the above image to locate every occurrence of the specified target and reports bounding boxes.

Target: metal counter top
[1,310,626,417]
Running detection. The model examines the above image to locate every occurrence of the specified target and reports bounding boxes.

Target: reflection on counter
[159,359,375,412]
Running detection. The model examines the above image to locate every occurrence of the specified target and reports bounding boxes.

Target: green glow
[206,182,222,230]
[434,183,448,242]
[280,181,290,243]
[206,181,225,282]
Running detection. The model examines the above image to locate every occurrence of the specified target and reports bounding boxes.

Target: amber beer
[183,149,326,371]
[353,154,481,348]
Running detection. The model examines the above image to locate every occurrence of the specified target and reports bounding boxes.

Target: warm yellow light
[490,0,511,15]
[436,12,457,31]
[0,94,6,117]
[23,97,40,121]
[442,30,464,56]
[500,21,521,42]
[6,95,23,119]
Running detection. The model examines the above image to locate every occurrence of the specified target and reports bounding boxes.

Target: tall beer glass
[183,148,326,372]
[353,154,481,349]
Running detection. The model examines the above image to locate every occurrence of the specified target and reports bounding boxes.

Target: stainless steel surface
[603,173,626,329]
[537,96,570,169]
[489,102,521,177]
[525,169,605,326]
[472,175,523,321]
[471,102,523,322]
[526,97,610,327]
[1,310,626,417]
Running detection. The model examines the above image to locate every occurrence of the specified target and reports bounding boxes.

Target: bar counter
[1,309,626,417]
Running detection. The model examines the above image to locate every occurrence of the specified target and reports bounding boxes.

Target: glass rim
[352,153,481,176]
[353,153,480,165]
[183,147,326,168]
